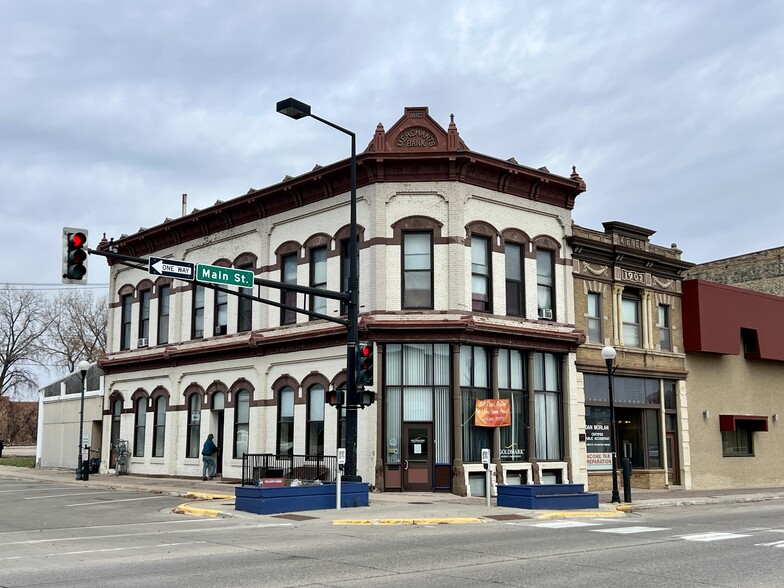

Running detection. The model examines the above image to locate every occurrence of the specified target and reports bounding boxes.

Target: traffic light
[327,388,345,407]
[62,227,89,284]
[356,341,374,386]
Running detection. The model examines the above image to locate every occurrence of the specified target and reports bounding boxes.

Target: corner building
[99,107,587,495]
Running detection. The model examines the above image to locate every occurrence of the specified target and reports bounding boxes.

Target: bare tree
[0,285,51,400]
[41,290,107,374]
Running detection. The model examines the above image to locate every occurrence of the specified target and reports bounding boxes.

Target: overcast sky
[3,0,783,297]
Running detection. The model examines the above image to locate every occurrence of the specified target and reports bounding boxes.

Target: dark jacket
[201,438,218,456]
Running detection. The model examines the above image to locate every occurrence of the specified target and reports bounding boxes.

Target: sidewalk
[2,465,783,524]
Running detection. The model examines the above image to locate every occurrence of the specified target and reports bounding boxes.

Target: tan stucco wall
[686,352,784,489]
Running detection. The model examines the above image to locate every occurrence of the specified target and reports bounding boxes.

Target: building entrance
[402,423,432,491]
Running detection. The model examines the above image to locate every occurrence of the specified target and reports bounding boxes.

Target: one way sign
[149,257,195,281]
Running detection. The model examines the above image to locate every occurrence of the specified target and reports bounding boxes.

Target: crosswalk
[523,519,784,548]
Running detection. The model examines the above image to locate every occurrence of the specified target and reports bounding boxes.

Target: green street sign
[196,264,254,289]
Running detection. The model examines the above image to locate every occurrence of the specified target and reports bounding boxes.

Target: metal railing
[241,453,338,486]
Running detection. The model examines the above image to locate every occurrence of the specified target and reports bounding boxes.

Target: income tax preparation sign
[197,263,254,289]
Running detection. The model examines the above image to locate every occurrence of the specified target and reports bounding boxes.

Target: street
[1,478,784,587]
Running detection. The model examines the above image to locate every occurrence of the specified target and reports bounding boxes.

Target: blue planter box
[235,482,369,515]
[497,483,599,510]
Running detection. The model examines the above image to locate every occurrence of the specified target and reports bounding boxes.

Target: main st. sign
[196,263,254,289]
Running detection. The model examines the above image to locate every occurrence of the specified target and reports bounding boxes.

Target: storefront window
[499,348,527,461]
[460,345,491,462]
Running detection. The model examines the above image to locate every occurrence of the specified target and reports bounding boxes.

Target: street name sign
[197,263,254,289]
[149,257,195,281]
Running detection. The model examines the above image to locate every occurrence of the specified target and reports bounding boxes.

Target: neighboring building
[682,279,784,489]
[36,364,103,469]
[686,246,784,297]
[98,106,588,495]
[567,222,694,490]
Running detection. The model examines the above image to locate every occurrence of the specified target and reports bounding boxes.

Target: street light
[600,346,621,503]
[276,97,361,481]
[76,359,91,481]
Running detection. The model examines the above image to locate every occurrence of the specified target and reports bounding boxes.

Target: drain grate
[272,513,318,521]
[408,501,433,505]
[484,513,530,521]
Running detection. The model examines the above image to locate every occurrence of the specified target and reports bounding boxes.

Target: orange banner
[474,398,511,427]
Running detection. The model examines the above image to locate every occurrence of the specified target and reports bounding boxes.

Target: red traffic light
[62,227,89,284]
[70,232,87,248]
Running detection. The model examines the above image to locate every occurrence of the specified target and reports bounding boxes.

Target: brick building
[567,222,694,490]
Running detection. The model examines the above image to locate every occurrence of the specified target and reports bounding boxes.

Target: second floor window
[505,243,524,317]
[192,285,205,339]
[471,236,491,312]
[138,290,151,342]
[157,285,170,345]
[309,246,327,319]
[281,254,297,325]
[622,295,642,347]
[536,249,554,320]
[402,232,432,309]
[120,294,133,350]
[237,264,253,332]
[214,289,228,336]
[587,292,602,343]
[658,304,672,351]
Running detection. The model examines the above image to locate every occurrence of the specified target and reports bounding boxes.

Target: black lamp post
[276,97,361,481]
[601,346,621,503]
[76,360,91,480]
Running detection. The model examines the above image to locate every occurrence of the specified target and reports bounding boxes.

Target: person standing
[201,433,219,480]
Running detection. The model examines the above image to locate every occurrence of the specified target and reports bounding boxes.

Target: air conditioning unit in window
[214,325,227,336]
[538,308,553,320]
[137,337,149,348]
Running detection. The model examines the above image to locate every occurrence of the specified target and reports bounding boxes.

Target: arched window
[186,393,202,458]
[133,397,147,457]
[234,390,250,458]
[152,395,167,457]
[306,384,325,456]
[277,386,295,455]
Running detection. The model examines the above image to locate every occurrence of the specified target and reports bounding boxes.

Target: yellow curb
[616,504,634,512]
[536,509,625,519]
[175,502,224,517]
[185,491,234,500]
[332,517,484,525]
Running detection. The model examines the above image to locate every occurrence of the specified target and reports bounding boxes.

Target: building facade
[682,279,784,489]
[37,365,103,469]
[97,107,589,495]
[568,222,694,490]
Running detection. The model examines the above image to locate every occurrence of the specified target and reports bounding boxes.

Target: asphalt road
[1,478,783,587]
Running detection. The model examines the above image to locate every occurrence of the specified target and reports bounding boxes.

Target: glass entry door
[402,423,432,491]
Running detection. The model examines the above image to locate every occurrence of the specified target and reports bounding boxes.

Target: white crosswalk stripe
[533,521,601,529]
[592,526,670,534]
[679,532,751,542]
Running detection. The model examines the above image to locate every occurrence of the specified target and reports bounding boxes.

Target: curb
[174,501,233,518]
[536,509,626,519]
[332,517,485,525]
[184,491,234,500]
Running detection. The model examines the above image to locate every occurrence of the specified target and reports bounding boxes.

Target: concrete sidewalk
[2,465,783,524]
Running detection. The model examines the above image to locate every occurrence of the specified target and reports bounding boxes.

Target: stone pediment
[365,106,468,154]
